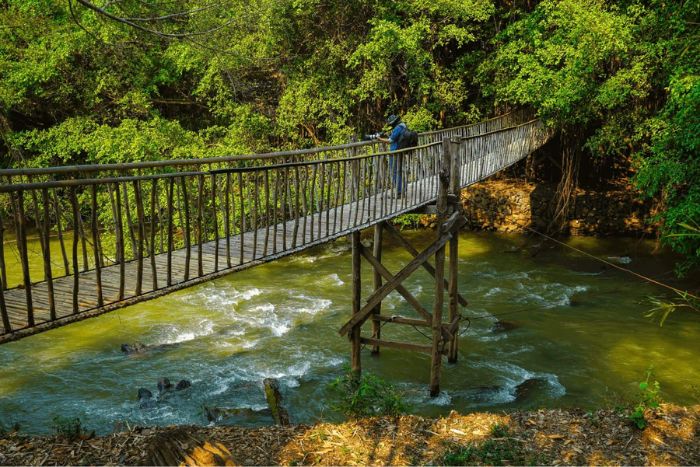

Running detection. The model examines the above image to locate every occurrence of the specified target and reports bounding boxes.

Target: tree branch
[72,0,236,39]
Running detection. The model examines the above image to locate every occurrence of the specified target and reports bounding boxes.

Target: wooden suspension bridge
[0,111,550,394]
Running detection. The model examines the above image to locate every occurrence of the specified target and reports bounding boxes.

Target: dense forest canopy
[0,0,697,273]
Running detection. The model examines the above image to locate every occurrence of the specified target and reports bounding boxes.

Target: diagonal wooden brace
[384,221,469,307]
[339,230,453,337]
[359,245,433,322]
[441,210,467,233]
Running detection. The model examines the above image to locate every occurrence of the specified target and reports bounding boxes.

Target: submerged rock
[491,320,519,333]
[607,256,632,265]
[138,388,156,409]
[121,343,149,355]
[158,378,173,393]
[204,406,272,423]
[175,380,191,391]
[120,342,179,356]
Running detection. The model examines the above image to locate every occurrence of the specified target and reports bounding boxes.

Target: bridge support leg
[371,223,383,355]
[350,230,362,379]
[340,136,468,395]
[447,233,460,363]
[429,227,446,397]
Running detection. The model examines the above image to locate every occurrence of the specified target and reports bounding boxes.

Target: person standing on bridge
[378,114,408,198]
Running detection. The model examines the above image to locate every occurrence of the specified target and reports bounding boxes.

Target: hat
[386,114,401,127]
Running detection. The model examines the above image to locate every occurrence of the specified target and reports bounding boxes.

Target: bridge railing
[418,109,530,145]
[0,141,444,334]
[0,140,386,184]
[455,119,550,187]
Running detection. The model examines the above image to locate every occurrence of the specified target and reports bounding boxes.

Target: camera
[363,132,385,141]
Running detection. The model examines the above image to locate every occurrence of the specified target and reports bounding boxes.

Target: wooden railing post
[449,137,461,194]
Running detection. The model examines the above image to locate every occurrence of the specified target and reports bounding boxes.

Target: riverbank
[1,404,697,465]
[428,179,657,236]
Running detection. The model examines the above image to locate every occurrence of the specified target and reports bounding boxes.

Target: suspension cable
[525,226,699,301]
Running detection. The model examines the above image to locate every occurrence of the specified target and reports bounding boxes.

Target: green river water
[1,230,699,435]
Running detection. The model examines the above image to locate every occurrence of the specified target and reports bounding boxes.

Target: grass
[441,423,546,466]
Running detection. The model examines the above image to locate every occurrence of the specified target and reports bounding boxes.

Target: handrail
[0,111,532,179]
[0,140,379,177]
[418,110,517,136]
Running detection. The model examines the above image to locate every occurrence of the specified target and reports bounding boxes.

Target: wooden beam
[359,245,432,322]
[375,314,453,336]
[448,232,459,363]
[441,210,467,234]
[371,223,382,354]
[375,315,430,327]
[338,230,452,337]
[351,231,361,377]
[384,222,468,307]
[360,337,435,354]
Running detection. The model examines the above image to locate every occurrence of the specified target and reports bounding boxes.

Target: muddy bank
[1,405,697,466]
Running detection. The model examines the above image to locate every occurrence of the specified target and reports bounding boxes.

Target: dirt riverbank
[1,404,698,465]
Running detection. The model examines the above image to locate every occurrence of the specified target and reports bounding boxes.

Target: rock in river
[491,320,519,333]
[514,378,549,403]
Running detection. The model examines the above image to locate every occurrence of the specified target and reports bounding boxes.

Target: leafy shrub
[329,370,408,419]
[392,214,423,230]
[629,369,662,429]
[52,416,93,441]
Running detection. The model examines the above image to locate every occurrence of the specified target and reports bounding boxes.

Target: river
[1,230,698,435]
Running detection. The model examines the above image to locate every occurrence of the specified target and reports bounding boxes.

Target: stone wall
[455,179,656,236]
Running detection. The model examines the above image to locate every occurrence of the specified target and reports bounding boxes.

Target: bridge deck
[1,176,436,333]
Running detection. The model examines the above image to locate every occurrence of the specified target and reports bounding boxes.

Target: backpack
[396,127,418,149]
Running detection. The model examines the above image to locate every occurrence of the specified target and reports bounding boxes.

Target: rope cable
[525,226,699,301]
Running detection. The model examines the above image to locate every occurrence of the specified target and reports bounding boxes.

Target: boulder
[158,378,173,393]
[263,378,290,426]
[514,378,549,403]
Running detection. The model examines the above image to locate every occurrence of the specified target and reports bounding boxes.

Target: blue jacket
[388,123,407,151]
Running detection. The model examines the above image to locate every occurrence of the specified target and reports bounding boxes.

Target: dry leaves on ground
[0,404,697,466]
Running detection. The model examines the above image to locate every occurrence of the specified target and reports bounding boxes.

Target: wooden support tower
[339,137,468,396]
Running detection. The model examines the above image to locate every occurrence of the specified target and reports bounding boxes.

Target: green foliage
[628,369,662,429]
[489,422,510,438]
[392,214,423,230]
[480,0,635,126]
[636,73,700,276]
[51,415,92,441]
[477,0,699,275]
[329,370,408,419]
[645,290,700,326]
[442,424,542,466]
